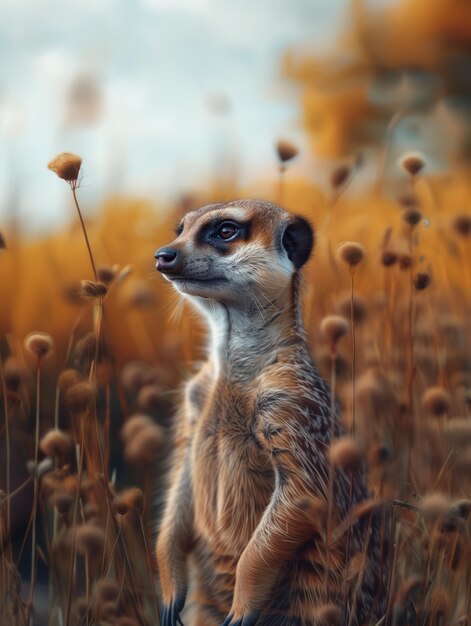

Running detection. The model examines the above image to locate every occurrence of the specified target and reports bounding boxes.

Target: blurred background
[1,1,471,623]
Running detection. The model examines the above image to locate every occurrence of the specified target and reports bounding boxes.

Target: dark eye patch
[196,218,250,253]
[175,221,184,236]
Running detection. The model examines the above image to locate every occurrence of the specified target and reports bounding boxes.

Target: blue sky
[0,0,346,232]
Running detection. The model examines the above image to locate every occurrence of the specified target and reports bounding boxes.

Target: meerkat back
[154,199,388,626]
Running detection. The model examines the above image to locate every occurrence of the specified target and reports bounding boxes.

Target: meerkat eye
[215,222,240,241]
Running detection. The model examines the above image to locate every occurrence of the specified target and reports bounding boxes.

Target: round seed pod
[337,241,365,268]
[452,214,471,238]
[93,578,120,603]
[47,152,82,183]
[330,165,350,190]
[120,414,154,442]
[58,369,81,392]
[65,381,95,414]
[24,332,53,365]
[79,280,107,301]
[49,491,74,516]
[39,429,72,464]
[276,139,298,163]
[3,356,23,392]
[419,492,450,524]
[381,250,397,267]
[76,524,105,555]
[329,437,363,472]
[414,272,431,291]
[403,207,422,226]
[120,361,149,393]
[97,264,119,284]
[124,424,165,465]
[400,153,425,177]
[422,387,451,418]
[112,488,144,516]
[337,293,367,324]
[137,384,162,412]
[320,315,349,354]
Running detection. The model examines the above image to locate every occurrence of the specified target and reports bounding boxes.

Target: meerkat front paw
[161,595,186,626]
[221,611,260,626]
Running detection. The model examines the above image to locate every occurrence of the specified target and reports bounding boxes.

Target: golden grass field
[1,1,471,624]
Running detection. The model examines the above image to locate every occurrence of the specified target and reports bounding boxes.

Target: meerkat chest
[190,380,274,552]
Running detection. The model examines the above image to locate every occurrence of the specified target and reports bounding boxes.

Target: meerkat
[154,199,387,626]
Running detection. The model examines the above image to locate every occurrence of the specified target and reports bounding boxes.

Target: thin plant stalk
[27,366,41,626]
[71,186,97,282]
[0,357,11,552]
[350,269,357,437]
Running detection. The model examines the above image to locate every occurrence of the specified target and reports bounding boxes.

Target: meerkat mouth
[167,276,229,290]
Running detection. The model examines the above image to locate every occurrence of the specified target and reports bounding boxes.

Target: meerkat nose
[154,247,180,273]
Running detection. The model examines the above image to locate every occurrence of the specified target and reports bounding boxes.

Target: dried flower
[400,152,425,177]
[398,254,412,270]
[320,315,349,354]
[47,152,82,184]
[329,437,363,472]
[419,492,450,523]
[49,491,74,516]
[381,250,397,267]
[120,414,154,442]
[337,293,367,324]
[276,139,298,164]
[57,369,81,392]
[76,524,105,555]
[452,214,471,238]
[40,429,72,463]
[422,387,451,417]
[414,272,431,291]
[97,264,119,284]
[65,381,95,414]
[137,384,162,412]
[124,424,165,465]
[24,332,54,365]
[112,488,144,516]
[79,280,107,300]
[337,241,365,268]
[402,207,422,227]
[330,165,350,190]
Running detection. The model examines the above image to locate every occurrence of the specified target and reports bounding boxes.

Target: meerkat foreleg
[157,451,194,626]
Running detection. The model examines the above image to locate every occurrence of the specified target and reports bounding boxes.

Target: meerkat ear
[281,216,315,269]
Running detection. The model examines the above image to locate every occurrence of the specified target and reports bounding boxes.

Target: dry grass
[0,158,471,624]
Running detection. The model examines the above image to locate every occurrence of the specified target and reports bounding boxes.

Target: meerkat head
[154,199,314,307]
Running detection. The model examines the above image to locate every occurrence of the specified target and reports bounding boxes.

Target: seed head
[414,272,431,291]
[330,165,350,190]
[137,384,162,412]
[57,368,81,392]
[124,424,165,465]
[403,207,422,227]
[48,152,82,185]
[422,387,451,417]
[329,437,363,472]
[93,579,120,603]
[381,250,397,267]
[77,331,104,363]
[398,254,412,270]
[419,492,450,523]
[120,361,148,393]
[79,280,107,301]
[320,315,349,354]
[76,524,105,555]
[452,214,471,238]
[120,414,154,442]
[49,491,74,516]
[112,487,144,516]
[450,499,471,521]
[40,429,72,463]
[400,152,425,177]
[65,381,95,414]
[337,241,365,268]
[3,356,23,392]
[276,139,298,164]
[337,293,367,324]
[368,442,392,468]
[24,332,53,365]
[97,264,119,284]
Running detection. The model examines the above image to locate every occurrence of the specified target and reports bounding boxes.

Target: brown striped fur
[155,200,387,626]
